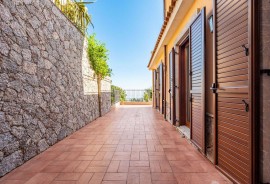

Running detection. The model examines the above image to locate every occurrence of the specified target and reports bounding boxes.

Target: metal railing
[52,0,91,33]
[124,89,152,102]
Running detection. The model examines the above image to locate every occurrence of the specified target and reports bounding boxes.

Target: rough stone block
[0,0,111,177]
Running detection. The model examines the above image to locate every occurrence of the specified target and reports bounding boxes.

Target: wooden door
[179,39,191,128]
[184,42,191,128]
[214,0,253,183]
[169,49,176,124]
[189,7,206,152]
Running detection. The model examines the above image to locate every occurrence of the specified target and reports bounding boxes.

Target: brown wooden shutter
[153,70,156,108]
[156,68,160,109]
[160,63,164,114]
[164,46,167,120]
[174,48,180,125]
[214,0,252,183]
[169,49,176,123]
[189,7,206,151]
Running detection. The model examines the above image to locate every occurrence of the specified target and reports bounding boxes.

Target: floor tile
[127,173,140,184]
[24,173,59,184]
[107,161,120,172]
[0,106,231,184]
[76,173,94,184]
[103,173,128,181]
[130,161,149,167]
[151,173,176,181]
[54,173,82,181]
[140,173,152,184]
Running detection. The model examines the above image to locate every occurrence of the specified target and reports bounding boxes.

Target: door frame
[175,34,190,127]
[212,0,259,182]
[250,1,259,182]
[180,37,191,127]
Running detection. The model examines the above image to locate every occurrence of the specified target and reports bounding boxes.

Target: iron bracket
[260,69,270,76]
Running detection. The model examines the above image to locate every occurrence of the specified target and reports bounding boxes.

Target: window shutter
[215,0,252,183]
[169,49,176,123]
[189,7,206,152]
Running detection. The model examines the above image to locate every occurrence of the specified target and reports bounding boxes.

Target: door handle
[210,83,217,93]
[242,100,249,112]
[242,45,249,56]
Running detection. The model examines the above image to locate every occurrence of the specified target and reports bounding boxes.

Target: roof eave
[147,0,195,70]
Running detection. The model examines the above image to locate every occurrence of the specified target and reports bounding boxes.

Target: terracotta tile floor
[0,105,232,184]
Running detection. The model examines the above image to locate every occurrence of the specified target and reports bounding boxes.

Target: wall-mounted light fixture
[208,15,213,33]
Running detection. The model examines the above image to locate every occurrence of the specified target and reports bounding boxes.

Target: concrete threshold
[177,125,191,139]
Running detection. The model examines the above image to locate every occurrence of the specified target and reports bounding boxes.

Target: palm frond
[53,0,94,33]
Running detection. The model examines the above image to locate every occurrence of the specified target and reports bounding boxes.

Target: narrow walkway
[0,106,231,184]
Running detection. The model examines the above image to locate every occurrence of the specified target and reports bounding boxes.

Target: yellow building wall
[166,0,212,52]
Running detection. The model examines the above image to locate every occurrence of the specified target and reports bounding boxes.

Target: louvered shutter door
[190,8,206,151]
[174,48,180,125]
[215,0,252,183]
[169,50,175,123]
[156,68,160,109]
[153,71,156,108]
[160,63,164,114]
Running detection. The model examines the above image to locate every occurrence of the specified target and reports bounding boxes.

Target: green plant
[144,88,152,102]
[111,85,127,102]
[87,34,112,116]
[143,92,149,102]
[54,0,94,33]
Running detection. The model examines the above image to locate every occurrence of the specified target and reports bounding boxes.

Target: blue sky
[86,0,163,89]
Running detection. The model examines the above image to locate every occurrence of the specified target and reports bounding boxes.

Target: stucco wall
[260,0,270,183]
[0,0,111,177]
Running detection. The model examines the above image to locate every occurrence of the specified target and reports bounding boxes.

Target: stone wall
[260,0,270,183]
[0,0,111,177]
